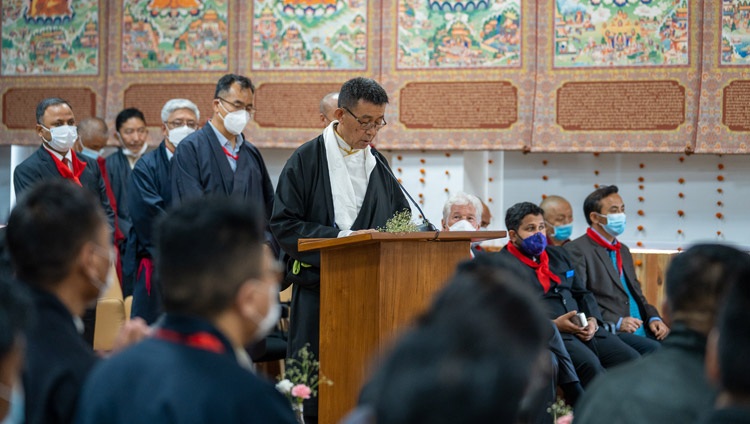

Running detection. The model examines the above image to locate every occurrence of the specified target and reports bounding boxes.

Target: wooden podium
[298,230,506,423]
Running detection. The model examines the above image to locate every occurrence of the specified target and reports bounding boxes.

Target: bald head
[319,92,339,127]
[77,117,109,152]
[540,195,573,244]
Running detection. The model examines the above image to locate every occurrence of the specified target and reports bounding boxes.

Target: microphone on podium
[370,148,438,232]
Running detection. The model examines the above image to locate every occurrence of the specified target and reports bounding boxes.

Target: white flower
[276,379,294,394]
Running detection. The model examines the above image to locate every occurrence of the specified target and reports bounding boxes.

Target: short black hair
[36,97,72,125]
[717,256,750,395]
[115,108,146,132]
[214,74,255,99]
[0,276,32,358]
[7,180,107,288]
[583,185,619,225]
[156,196,265,319]
[368,254,548,424]
[504,202,544,233]
[338,77,389,110]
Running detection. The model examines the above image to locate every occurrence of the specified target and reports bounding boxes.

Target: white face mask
[248,283,281,342]
[40,124,78,152]
[89,246,116,298]
[0,382,24,424]
[219,102,250,135]
[121,142,148,159]
[167,126,195,147]
[449,219,478,232]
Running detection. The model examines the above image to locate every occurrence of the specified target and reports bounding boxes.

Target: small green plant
[378,209,419,233]
[547,397,574,423]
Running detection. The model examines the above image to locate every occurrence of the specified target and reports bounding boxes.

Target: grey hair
[442,192,483,225]
[161,99,200,123]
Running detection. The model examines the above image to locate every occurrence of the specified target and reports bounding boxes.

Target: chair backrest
[93,265,126,351]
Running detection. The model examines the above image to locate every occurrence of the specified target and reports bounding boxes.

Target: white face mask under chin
[248,284,281,342]
[121,142,148,158]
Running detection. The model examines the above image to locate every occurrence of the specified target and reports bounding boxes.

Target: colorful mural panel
[720,0,750,65]
[396,0,521,69]
[1,0,99,75]
[251,0,368,70]
[121,0,229,72]
[553,0,689,68]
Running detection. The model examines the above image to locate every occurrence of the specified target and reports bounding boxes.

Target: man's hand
[576,317,598,342]
[349,229,378,236]
[650,320,670,340]
[112,317,151,353]
[619,316,643,333]
[554,311,584,335]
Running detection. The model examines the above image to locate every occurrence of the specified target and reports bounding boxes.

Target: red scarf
[586,227,622,276]
[506,242,560,293]
[138,257,154,296]
[154,328,225,354]
[44,149,86,186]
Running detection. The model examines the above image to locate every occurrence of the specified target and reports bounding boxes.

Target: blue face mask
[552,223,573,242]
[79,146,101,159]
[599,213,626,237]
[518,232,547,257]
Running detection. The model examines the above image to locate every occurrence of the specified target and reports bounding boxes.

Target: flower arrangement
[547,398,574,424]
[378,209,419,233]
[276,344,332,424]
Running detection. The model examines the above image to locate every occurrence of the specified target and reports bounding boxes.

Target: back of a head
[78,117,108,143]
[156,197,264,319]
[338,77,388,110]
[666,244,750,334]
[717,259,750,396]
[370,255,548,424]
[7,181,106,288]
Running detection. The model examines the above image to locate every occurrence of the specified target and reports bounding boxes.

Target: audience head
[664,244,750,335]
[540,195,574,245]
[35,97,77,154]
[505,202,547,257]
[115,108,148,157]
[0,277,31,421]
[333,77,388,150]
[706,254,750,402]
[367,254,549,424]
[319,92,339,127]
[160,99,200,149]
[77,117,109,157]
[583,185,625,239]
[441,192,482,231]
[156,197,280,346]
[7,181,112,311]
[212,74,255,138]
[480,200,492,229]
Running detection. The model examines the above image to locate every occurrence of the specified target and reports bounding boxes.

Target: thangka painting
[1,0,99,75]
[720,0,750,65]
[553,0,689,68]
[397,0,521,69]
[251,0,368,70]
[122,0,229,72]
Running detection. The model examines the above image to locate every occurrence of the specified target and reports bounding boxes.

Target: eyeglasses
[120,127,148,136]
[217,97,256,116]
[164,120,198,130]
[343,107,387,131]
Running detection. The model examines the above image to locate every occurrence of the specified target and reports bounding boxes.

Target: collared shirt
[332,126,368,238]
[42,144,73,171]
[165,147,174,161]
[208,121,241,172]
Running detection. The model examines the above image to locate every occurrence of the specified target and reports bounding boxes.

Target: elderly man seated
[441,192,482,232]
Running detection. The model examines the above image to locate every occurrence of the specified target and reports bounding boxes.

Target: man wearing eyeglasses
[271,77,409,424]
[106,108,149,296]
[127,99,200,324]
[171,74,276,251]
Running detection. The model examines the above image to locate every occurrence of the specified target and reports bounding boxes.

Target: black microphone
[371,148,438,232]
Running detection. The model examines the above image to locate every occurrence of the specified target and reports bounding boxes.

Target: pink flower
[556,413,574,424]
[291,384,312,399]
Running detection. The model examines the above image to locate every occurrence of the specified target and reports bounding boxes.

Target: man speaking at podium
[270,77,409,424]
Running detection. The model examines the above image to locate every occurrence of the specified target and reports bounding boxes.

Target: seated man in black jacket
[497,202,640,386]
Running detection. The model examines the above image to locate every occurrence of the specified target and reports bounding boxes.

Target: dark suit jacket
[565,233,661,331]
[13,146,115,230]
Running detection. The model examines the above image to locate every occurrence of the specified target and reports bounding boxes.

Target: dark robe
[74,314,298,424]
[23,285,98,424]
[270,135,409,417]
[13,146,115,229]
[171,123,276,249]
[104,149,133,240]
[127,141,172,323]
